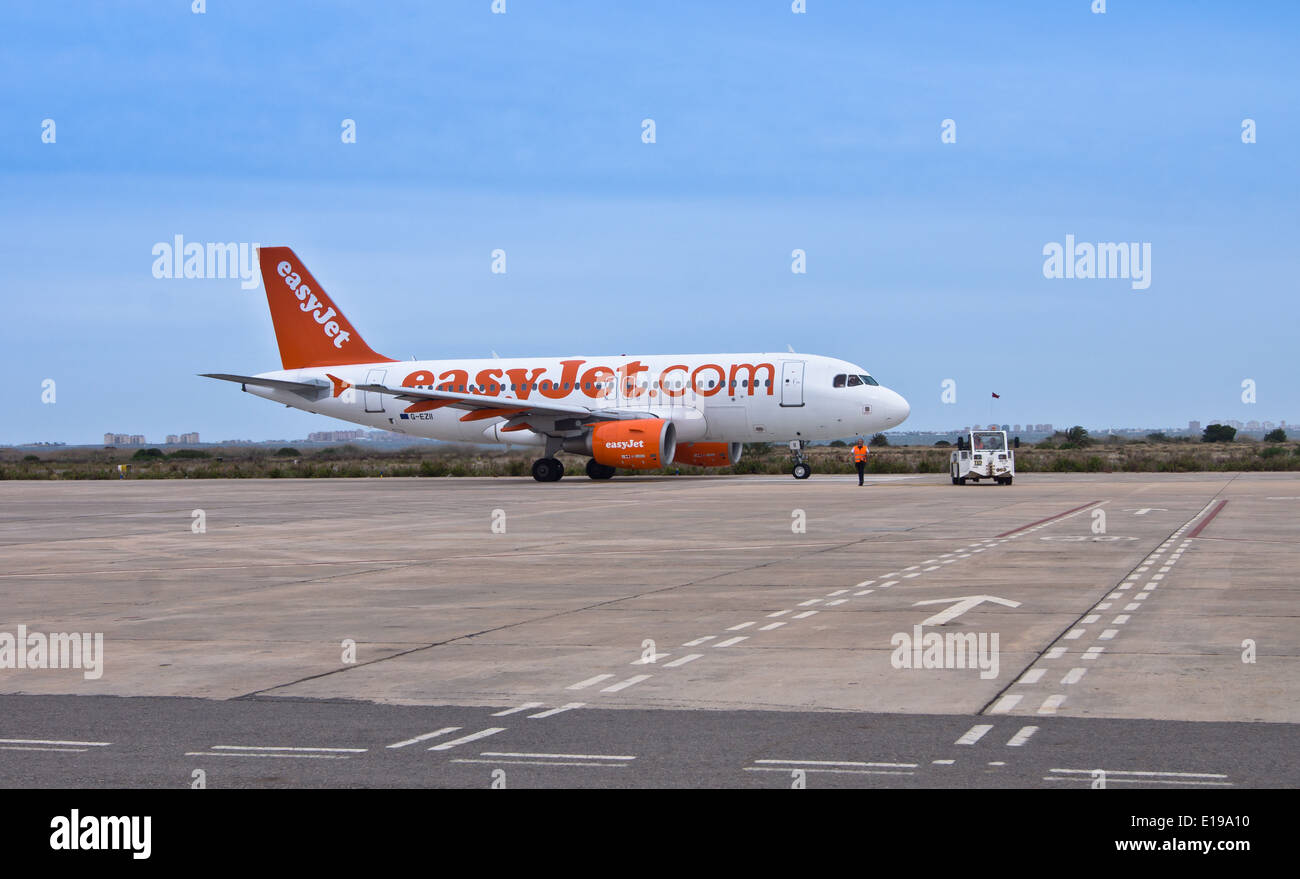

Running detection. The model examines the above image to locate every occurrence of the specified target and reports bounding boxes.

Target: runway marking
[853,580,875,588]
[1150,573,1164,581]
[185,751,350,759]
[939,559,956,564]
[755,759,917,768]
[1082,614,1099,624]
[1083,646,1105,660]
[903,566,919,572]
[388,727,461,748]
[1061,667,1087,685]
[0,745,90,753]
[1124,603,1141,611]
[955,724,993,745]
[1043,776,1232,787]
[903,572,921,578]
[567,674,615,690]
[1113,614,1131,625]
[933,759,955,765]
[923,566,940,572]
[765,610,790,618]
[1006,726,1038,747]
[1099,629,1118,640]
[1097,602,1112,610]
[956,554,971,559]
[664,653,703,667]
[480,751,634,761]
[791,610,818,619]
[528,703,584,719]
[825,598,848,606]
[1142,583,1158,591]
[683,636,716,646]
[601,674,651,692]
[745,766,913,776]
[922,559,938,564]
[758,622,785,631]
[715,636,748,647]
[988,761,1006,766]
[212,745,367,753]
[727,621,755,631]
[633,652,671,664]
[453,758,628,768]
[1038,695,1066,714]
[884,571,900,577]
[1045,647,1067,659]
[490,704,543,718]
[827,589,849,597]
[0,738,110,747]
[996,501,1104,538]
[1064,628,1085,640]
[429,728,506,750]
[989,695,1023,714]
[798,599,822,607]
[854,589,874,596]
[1019,669,1045,684]
[879,580,899,588]
[1048,768,1228,779]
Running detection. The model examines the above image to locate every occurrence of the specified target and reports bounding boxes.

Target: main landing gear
[586,459,616,480]
[531,458,565,482]
[789,440,812,479]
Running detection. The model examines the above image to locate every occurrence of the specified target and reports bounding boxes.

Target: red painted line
[1187,500,1228,538]
[996,501,1102,538]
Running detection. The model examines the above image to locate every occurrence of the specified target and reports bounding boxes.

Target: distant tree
[828,440,847,447]
[132,448,165,460]
[274,447,301,457]
[22,454,39,462]
[934,440,951,447]
[1202,423,1237,443]
[168,449,211,459]
[1264,428,1287,443]
[1146,432,1169,443]
[869,433,889,447]
[1065,426,1091,446]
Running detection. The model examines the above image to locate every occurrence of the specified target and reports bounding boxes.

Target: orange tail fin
[258,246,393,369]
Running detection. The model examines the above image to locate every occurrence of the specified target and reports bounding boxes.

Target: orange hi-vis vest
[853,444,869,462]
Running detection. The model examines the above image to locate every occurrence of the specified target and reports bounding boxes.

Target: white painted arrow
[912,595,1022,626]
[1121,508,1168,515]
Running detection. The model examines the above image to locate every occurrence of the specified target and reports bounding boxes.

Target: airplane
[204,247,910,482]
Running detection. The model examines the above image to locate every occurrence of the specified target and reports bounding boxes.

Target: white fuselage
[247,352,910,446]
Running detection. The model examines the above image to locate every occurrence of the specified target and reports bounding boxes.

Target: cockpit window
[833,374,846,388]
[846,374,863,387]
[860,374,879,386]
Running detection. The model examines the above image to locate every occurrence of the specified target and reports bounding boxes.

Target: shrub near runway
[2,440,1298,479]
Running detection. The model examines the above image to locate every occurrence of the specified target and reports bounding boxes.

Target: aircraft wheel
[956,476,967,485]
[792,463,812,479]
[586,459,615,480]
[532,458,564,482]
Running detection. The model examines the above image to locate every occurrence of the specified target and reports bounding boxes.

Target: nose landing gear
[789,440,812,479]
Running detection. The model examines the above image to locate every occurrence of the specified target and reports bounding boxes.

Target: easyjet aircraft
[204,247,910,481]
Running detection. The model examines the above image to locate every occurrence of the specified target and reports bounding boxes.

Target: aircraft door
[780,361,805,407]
[364,368,387,413]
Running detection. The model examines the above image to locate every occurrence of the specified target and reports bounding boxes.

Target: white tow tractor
[950,429,1015,485]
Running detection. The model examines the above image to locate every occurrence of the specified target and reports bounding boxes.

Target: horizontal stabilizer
[200,373,330,401]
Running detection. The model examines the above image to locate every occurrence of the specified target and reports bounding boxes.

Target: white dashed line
[1006,726,1038,747]
[683,636,716,646]
[388,727,461,748]
[1064,628,1085,640]
[727,621,756,631]
[567,674,615,690]
[1038,695,1066,715]
[989,695,1023,714]
[715,636,748,647]
[758,622,786,631]
[1046,647,1067,660]
[527,703,584,719]
[1061,668,1087,685]
[1099,629,1118,640]
[601,674,651,692]
[490,704,543,718]
[792,610,818,619]
[955,724,993,745]
[664,653,703,667]
[429,728,506,750]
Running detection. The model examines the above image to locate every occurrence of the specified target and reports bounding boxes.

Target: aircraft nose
[888,389,910,427]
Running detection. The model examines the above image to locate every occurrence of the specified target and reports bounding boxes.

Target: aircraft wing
[351,381,640,426]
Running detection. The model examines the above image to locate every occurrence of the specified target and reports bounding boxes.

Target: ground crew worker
[852,437,869,485]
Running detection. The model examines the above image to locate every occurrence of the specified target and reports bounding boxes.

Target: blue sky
[3,1,1297,444]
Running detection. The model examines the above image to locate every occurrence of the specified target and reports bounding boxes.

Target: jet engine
[563,419,676,470]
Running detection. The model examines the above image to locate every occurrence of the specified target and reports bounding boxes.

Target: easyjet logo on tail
[278,261,351,349]
[257,246,393,370]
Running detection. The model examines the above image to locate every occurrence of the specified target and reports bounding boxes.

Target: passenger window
[833,374,846,388]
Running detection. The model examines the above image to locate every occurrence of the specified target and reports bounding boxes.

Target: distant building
[307,430,365,442]
[1188,420,1201,433]
[180,432,200,444]
[165,434,179,444]
[1013,424,1022,433]
[104,433,147,446]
